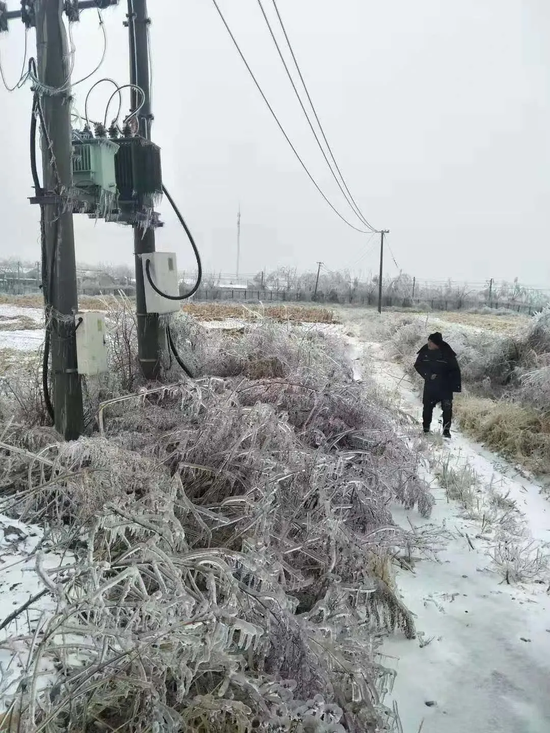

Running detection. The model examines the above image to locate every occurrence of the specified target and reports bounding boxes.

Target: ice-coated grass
[0,306,435,732]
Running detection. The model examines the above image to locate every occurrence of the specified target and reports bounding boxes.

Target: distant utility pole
[378,230,389,314]
[488,278,494,304]
[236,205,241,281]
[412,276,416,300]
[127,0,161,380]
[313,261,323,299]
[35,0,83,440]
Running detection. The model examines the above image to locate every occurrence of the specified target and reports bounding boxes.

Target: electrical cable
[344,231,379,270]
[386,236,400,270]
[84,77,121,127]
[30,96,41,193]
[0,27,30,92]
[42,214,61,425]
[104,83,145,126]
[29,60,62,189]
[143,185,203,301]
[30,90,55,422]
[28,9,107,96]
[256,0,377,233]
[30,90,54,421]
[166,325,194,378]
[210,0,372,235]
[66,16,77,80]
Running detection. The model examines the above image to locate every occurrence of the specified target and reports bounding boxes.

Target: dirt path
[350,335,550,733]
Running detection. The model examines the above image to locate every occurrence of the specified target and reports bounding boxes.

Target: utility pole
[313,261,323,299]
[412,276,416,300]
[378,230,389,314]
[127,0,161,380]
[488,277,494,305]
[236,205,241,282]
[35,0,83,440]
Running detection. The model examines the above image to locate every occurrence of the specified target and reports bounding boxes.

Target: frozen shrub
[0,315,431,732]
[489,535,549,584]
[518,365,550,412]
[525,307,550,354]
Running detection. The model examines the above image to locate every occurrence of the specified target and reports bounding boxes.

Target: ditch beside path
[349,334,550,733]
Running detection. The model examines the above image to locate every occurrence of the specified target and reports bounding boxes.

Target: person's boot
[423,425,431,435]
[443,428,451,439]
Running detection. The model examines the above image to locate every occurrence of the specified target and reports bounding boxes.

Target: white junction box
[141,252,180,314]
[76,311,108,376]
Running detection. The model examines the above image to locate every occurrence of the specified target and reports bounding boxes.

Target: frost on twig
[0,315,434,731]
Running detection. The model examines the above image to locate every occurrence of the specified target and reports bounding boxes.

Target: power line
[269,0,378,233]
[0,27,29,91]
[210,0,372,234]
[385,235,400,270]
[256,0,377,233]
[28,9,107,95]
[346,232,379,270]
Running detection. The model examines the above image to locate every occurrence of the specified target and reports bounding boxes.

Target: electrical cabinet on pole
[35,0,84,440]
[126,0,162,380]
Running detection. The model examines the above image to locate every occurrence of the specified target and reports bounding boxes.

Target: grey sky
[0,0,549,284]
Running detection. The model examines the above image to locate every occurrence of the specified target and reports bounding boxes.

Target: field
[181,301,338,323]
[0,294,108,310]
[432,309,527,334]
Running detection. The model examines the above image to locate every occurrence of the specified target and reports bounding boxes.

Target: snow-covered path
[357,339,550,733]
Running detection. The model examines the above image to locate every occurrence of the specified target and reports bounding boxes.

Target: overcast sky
[0,0,549,284]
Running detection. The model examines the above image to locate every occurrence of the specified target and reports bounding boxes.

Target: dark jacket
[414,343,462,402]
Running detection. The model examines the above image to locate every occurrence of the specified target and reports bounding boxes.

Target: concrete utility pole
[412,276,416,300]
[35,0,83,440]
[377,230,389,314]
[313,261,323,299]
[236,205,241,281]
[127,0,161,380]
[488,277,494,305]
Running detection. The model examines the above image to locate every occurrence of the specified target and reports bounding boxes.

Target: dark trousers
[423,398,452,431]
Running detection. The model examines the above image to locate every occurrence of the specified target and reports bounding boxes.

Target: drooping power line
[210,0,373,234]
[268,0,378,233]
[256,0,377,233]
[385,235,400,270]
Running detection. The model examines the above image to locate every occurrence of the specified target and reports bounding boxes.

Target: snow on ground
[0,514,67,711]
[356,337,550,733]
[0,330,43,352]
[200,318,345,334]
[0,305,43,325]
[0,305,44,353]
[2,306,548,727]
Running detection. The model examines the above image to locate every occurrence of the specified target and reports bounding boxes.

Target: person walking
[414,332,461,438]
